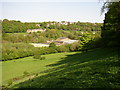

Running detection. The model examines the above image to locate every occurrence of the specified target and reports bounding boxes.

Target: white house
[30,43,49,47]
[27,29,46,33]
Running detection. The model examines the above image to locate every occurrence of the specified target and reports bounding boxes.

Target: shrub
[57,45,69,52]
[48,47,58,53]
[33,54,41,59]
[23,71,29,76]
[49,42,56,48]
[69,42,80,51]
[7,80,13,86]
[40,56,45,60]
[33,54,45,60]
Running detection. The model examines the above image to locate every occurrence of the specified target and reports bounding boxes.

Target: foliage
[33,54,45,60]
[2,19,39,33]
[49,42,56,48]
[2,19,102,61]
[57,45,69,52]
[2,43,35,61]
[2,19,102,33]
[2,33,47,43]
[101,2,120,47]
[23,71,29,76]
[7,80,13,86]
[2,42,80,61]
[79,33,94,50]
[2,19,26,33]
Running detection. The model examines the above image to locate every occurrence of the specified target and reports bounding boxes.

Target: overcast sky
[0,0,106,23]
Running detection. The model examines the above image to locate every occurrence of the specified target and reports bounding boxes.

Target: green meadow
[2,52,77,86]
[2,48,120,88]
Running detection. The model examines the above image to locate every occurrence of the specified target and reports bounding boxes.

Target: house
[53,41,64,45]
[60,22,68,25]
[30,43,49,47]
[64,40,79,44]
[35,24,41,27]
[54,37,79,45]
[26,29,46,33]
[30,37,79,47]
[56,37,70,41]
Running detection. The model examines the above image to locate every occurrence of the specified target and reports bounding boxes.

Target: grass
[12,48,120,88]
[2,52,77,86]
[2,48,120,88]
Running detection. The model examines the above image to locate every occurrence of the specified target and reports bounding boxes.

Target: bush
[23,71,29,76]
[40,56,46,60]
[33,54,45,60]
[7,80,13,86]
[69,42,80,51]
[49,42,56,48]
[48,47,58,53]
[57,45,69,52]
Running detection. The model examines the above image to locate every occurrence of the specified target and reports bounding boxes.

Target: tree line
[2,19,102,33]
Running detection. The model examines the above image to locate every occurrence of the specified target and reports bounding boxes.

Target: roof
[59,37,68,39]
[63,40,79,44]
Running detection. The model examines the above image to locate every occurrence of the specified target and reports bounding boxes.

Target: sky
[0,0,106,23]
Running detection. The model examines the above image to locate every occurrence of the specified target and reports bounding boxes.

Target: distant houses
[27,29,46,33]
[35,24,41,27]
[56,37,70,41]
[30,43,49,47]
[30,37,79,47]
[54,37,79,45]
[46,21,75,27]
[53,37,70,45]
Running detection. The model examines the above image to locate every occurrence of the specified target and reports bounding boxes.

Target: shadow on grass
[12,48,120,88]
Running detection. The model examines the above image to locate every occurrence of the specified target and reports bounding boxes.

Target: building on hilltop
[26,29,46,33]
[35,24,41,27]
[30,43,49,47]
[54,37,79,45]
[56,37,70,41]
[30,37,79,47]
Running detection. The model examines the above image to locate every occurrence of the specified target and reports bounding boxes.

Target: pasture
[2,48,120,88]
[2,52,77,86]
[12,48,120,88]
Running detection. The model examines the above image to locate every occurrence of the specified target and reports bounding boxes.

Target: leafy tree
[49,42,56,48]
[57,45,69,52]
[33,54,45,60]
[101,1,120,47]
[79,33,93,50]
[69,42,80,51]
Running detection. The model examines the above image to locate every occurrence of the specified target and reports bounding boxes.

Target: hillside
[10,48,120,88]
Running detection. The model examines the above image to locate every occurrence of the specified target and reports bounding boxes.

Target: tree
[49,42,56,48]
[101,1,120,47]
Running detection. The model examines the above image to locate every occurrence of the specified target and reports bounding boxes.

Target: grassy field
[13,48,120,88]
[2,52,77,86]
[2,48,120,88]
